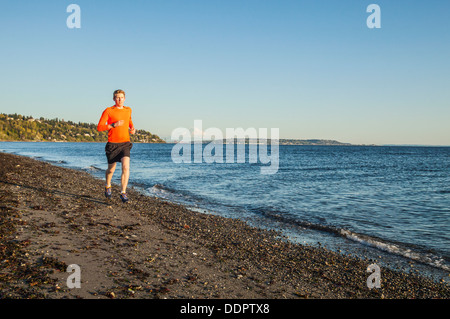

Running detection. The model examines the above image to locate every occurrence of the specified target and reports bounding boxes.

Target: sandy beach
[0,151,449,300]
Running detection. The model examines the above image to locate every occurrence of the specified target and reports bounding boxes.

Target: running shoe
[120,192,129,203]
[105,186,112,199]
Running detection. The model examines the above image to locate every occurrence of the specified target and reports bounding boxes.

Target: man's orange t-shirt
[97,106,134,143]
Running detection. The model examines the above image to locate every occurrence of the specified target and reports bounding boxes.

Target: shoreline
[3,139,450,147]
[0,151,449,299]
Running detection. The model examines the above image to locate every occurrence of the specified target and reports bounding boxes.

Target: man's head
[113,89,125,107]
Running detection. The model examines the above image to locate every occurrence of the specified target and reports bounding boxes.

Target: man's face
[114,93,125,106]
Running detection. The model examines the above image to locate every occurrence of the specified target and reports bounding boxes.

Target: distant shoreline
[2,139,450,147]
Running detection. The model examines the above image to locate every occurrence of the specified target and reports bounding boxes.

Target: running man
[97,89,136,203]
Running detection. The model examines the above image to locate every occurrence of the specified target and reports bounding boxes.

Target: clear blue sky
[1,0,449,145]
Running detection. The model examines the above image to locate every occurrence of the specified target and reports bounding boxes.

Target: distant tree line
[0,113,165,143]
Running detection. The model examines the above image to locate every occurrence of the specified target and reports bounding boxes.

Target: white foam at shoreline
[339,229,450,272]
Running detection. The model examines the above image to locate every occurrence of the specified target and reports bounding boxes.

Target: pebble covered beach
[0,152,449,299]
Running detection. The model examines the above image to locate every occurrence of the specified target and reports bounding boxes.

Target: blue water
[1,142,449,281]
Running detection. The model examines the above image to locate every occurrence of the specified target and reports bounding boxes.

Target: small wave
[339,229,450,272]
[148,183,175,194]
[248,206,342,236]
[84,165,104,172]
[301,167,337,171]
[250,207,450,272]
[46,159,68,164]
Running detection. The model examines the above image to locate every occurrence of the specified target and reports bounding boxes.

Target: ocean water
[1,141,449,281]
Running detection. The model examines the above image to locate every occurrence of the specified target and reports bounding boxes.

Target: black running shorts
[105,141,132,164]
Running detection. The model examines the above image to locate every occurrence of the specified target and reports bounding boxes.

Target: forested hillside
[0,113,165,143]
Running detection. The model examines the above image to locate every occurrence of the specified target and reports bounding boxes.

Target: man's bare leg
[121,156,130,194]
[106,162,116,187]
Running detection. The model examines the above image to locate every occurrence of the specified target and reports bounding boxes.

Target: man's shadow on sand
[0,179,111,206]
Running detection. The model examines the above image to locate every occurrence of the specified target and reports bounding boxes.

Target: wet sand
[0,151,449,299]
